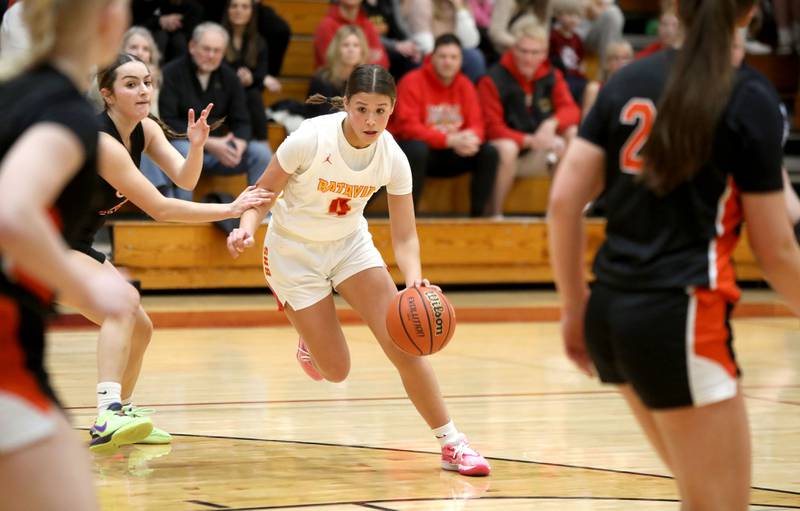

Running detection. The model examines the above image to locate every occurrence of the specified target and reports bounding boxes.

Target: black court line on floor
[62,383,800,412]
[157,431,800,501]
[356,503,396,511]
[189,496,800,511]
[61,389,621,411]
[186,500,231,509]
[744,395,800,407]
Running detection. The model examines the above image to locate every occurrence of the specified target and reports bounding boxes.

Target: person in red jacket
[636,2,681,59]
[478,19,580,217]
[389,34,498,216]
[313,0,389,69]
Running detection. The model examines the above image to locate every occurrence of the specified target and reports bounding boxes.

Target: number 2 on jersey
[619,98,656,175]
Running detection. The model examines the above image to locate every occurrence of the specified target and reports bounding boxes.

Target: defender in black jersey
[0,1,138,510]
[64,53,271,452]
[548,1,800,509]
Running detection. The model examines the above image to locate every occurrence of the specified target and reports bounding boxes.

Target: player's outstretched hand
[227,228,255,259]
[187,103,214,147]
[230,186,274,217]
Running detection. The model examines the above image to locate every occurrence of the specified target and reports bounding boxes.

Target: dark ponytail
[305,64,396,111]
[147,114,225,141]
[641,0,754,194]
[306,93,345,110]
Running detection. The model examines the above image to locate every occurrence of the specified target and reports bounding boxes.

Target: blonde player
[227,64,490,476]
[0,1,139,510]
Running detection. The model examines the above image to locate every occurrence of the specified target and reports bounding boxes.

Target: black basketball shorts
[584,282,740,409]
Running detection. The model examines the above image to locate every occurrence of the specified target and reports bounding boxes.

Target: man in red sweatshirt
[389,34,498,217]
[314,0,389,69]
[478,19,580,217]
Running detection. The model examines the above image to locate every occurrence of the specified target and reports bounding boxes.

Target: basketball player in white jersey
[227,64,490,476]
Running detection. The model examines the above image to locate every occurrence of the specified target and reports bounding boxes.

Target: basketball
[385,286,456,356]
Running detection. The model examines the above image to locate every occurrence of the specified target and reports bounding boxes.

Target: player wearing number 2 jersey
[227,64,490,476]
[548,0,800,509]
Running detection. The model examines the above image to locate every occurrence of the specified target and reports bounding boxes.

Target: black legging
[398,140,498,217]
[245,87,268,141]
[258,5,291,77]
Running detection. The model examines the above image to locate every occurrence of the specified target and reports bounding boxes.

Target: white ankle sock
[97,382,122,413]
[432,420,460,447]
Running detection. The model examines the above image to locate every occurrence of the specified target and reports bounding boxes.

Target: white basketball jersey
[271,112,410,241]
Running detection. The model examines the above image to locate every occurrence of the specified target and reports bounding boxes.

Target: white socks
[96,382,121,413]
[432,420,460,447]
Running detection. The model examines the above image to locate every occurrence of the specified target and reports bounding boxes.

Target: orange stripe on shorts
[0,296,51,412]
[692,288,737,378]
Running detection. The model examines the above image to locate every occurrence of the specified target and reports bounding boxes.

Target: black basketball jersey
[0,65,101,308]
[70,111,145,252]
[579,50,784,297]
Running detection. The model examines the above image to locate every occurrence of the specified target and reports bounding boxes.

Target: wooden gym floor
[49,290,800,510]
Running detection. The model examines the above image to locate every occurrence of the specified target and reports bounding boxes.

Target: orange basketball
[386,286,456,356]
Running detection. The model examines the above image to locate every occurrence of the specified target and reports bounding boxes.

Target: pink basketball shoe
[441,434,491,476]
[296,337,324,381]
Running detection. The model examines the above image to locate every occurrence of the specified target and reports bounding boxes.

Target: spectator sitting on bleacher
[581,38,632,117]
[133,0,204,63]
[205,1,292,82]
[402,0,486,81]
[489,0,550,55]
[362,0,421,79]
[468,0,498,65]
[223,0,277,145]
[636,0,681,59]
[314,0,389,69]
[549,0,587,103]
[256,4,292,80]
[307,25,370,118]
[478,19,579,217]
[155,22,272,199]
[577,0,624,62]
[389,34,498,217]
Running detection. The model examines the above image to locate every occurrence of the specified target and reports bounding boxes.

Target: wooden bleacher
[139,0,784,290]
[746,54,799,105]
[113,218,764,290]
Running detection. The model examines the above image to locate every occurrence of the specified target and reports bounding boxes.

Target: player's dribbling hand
[409,279,442,292]
[230,186,274,216]
[227,228,255,259]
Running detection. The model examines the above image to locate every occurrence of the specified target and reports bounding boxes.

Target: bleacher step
[112,218,763,290]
